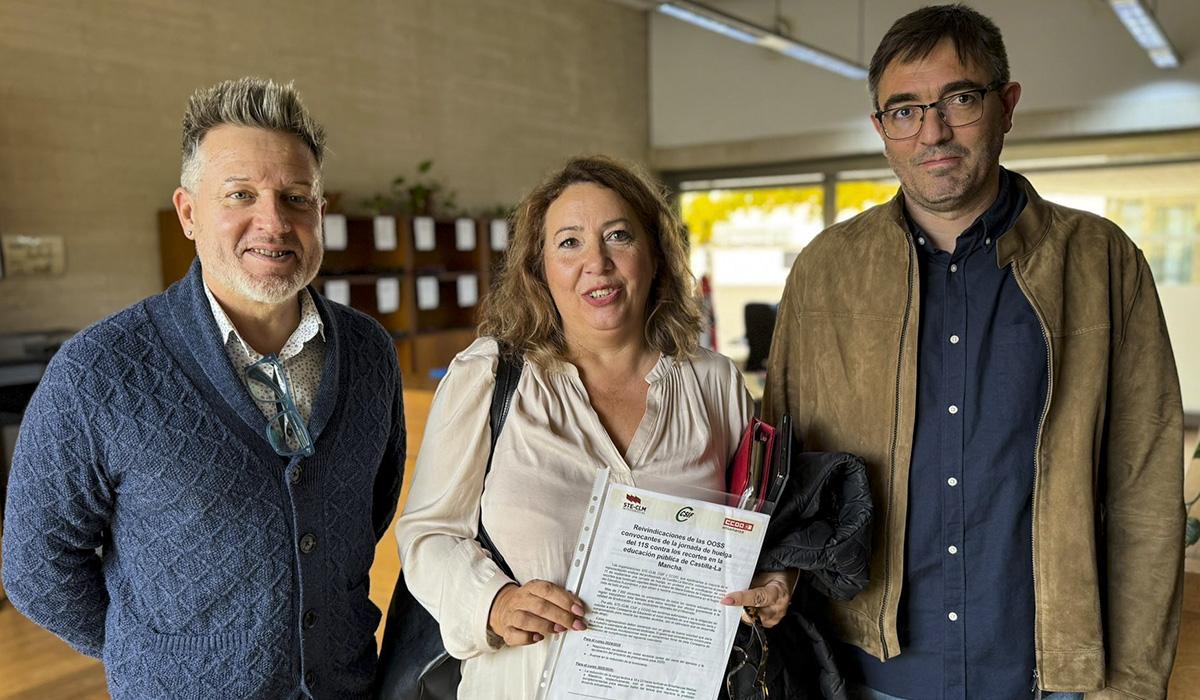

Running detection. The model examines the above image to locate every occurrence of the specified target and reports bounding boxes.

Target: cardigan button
[304,609,318,628]
[290,467,302,485]
[304,670,316,686]
[299,534,317,554]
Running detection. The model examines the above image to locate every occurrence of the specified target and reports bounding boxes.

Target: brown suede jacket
[764,173,1184,699]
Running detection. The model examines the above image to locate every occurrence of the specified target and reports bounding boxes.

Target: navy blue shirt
[846,169,1048,699]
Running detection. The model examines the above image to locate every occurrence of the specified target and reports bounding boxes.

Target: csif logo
[622,493,647,513]
[675,507,695,523]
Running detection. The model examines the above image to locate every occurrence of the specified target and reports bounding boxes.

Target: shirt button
[948,545,959,555]
[299,534,317,554]
[985,237,992,246]
[947,477,959,487]
[917,236,926,245]
[304,609,318,628]
[948,611,959,621]
[948,405,959,415]
[290,467,302,485]
[950,263,958,272]
[304,670,316,686]
[949,334,960,344]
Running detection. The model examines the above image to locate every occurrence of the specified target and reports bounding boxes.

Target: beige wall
[0,0,648,333]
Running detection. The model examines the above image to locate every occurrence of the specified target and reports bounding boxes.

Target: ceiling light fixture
[656,1,868,80]
[1108,0,1180,69]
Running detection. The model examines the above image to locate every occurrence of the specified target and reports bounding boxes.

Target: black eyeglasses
[244,354,315,458]
[725,608,769,699]
[874,81,1005,140]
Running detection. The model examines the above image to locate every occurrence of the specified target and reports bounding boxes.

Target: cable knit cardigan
[2,260,405,699]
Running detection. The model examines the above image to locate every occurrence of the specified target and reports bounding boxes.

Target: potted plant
[363,159,458,218]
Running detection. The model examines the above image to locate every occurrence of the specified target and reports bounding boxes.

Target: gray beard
[211,251,322,306]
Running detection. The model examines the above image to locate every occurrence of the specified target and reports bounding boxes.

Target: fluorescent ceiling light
[1108,0,1180,68]
[659,3,758,45]
[656,1,868,80]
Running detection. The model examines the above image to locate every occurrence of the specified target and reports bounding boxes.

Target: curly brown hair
[479,155,701,368]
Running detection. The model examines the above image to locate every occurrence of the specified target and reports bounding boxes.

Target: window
[680,183,823,359]
[1023,162,1200,285]
[835,173,899,223]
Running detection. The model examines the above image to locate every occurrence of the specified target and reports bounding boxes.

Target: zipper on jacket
[879,235,917,659]
[1030,668,1043,699]
[1013,261,1054,692]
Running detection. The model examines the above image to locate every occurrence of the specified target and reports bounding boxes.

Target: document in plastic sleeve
[536,468,769,700]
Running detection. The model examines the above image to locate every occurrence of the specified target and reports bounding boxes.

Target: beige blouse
[395,336,752,699]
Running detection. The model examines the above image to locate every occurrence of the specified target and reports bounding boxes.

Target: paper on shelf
[416,276,439,310]
[455,218,476,251]
[456,274,478,307]
[323,279,350,306]
[373,216,398,251]
[376,277,401,314]
[414,216,436,251]
[490,219,509,251]
[536,469,769,700]
[323,214,347,251]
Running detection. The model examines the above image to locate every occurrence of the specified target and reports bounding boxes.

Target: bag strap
[475,346,524,580]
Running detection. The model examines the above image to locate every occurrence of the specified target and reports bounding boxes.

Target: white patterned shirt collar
[202,284,325,362]
[203,283,327,428]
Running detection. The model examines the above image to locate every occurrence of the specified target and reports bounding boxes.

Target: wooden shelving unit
[317,213,508,386]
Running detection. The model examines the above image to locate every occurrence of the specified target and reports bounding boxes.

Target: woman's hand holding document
[535,469,773,700]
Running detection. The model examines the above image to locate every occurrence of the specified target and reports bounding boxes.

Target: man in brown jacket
[765,5,1184,700]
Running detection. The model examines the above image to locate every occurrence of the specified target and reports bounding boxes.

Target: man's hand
[721,569,797,628]
[487,580,588,647]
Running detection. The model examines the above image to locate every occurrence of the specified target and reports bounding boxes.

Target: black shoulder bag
[374,350,525,700]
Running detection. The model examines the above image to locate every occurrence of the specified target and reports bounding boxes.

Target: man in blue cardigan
[2,77,406,699]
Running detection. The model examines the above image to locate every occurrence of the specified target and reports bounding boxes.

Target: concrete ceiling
[637,0,1200,167]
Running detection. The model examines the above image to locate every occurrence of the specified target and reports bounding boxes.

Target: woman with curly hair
[394,155,793,698]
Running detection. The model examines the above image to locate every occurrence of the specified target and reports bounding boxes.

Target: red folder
[727,417,776,510]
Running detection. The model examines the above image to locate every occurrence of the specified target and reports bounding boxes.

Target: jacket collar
[881,169,1052,268]
[996,171,1053,268]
